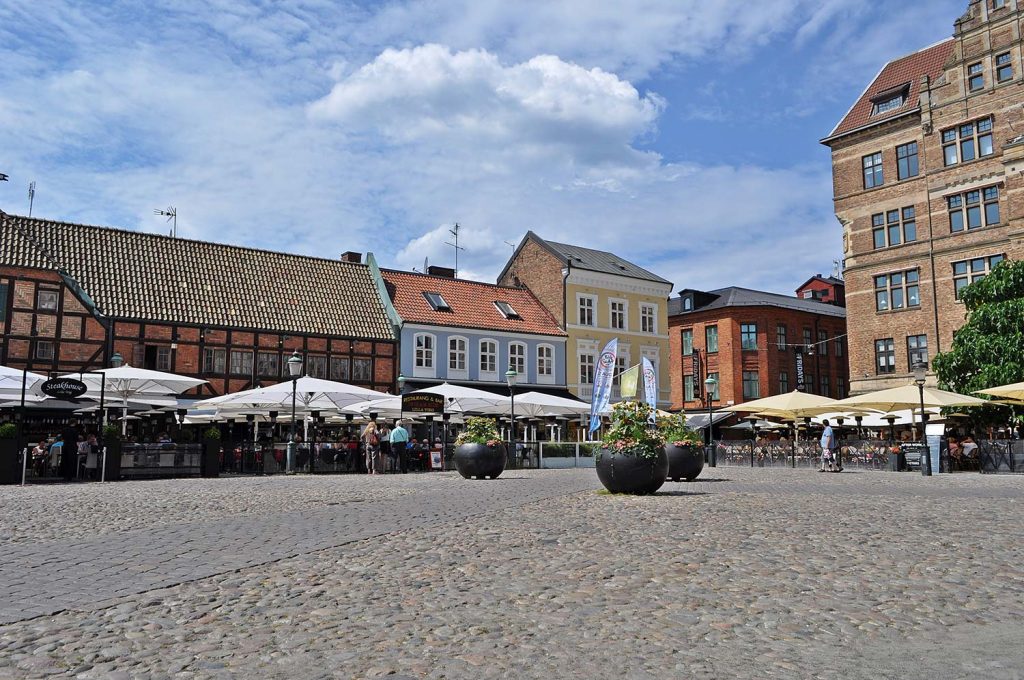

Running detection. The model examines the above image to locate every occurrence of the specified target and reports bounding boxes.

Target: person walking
[378,422,392,473]
[390,419,410,473]
[819,419,836,472]
[362,421,382,475]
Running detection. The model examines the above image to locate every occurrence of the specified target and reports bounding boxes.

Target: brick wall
[498,238,566,326]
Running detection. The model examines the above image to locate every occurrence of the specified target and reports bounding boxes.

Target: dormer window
[870,84,910,116]
[423,292,451,311]
[494,301,521,320]
[682,295,693,312]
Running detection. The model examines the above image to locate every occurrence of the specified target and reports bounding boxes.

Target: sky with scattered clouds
[0,0,967,293]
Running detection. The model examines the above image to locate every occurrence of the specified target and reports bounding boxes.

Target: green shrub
[455,417,501,446]
[657,413,703,447]
[0,423,17,439]
[102,424,121,441]
[203,427,222,441]
[600,401,664,460]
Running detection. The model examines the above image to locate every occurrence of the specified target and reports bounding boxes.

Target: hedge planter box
[0,438,20,485]
[454,443,506,480]
[665,444,704,482]
[595,448,668,495]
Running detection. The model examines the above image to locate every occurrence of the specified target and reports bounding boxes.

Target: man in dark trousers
[60,420,81,481]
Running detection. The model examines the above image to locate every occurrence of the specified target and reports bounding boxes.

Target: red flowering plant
[657,413,702,447]
[455,416,502,448]
[599,400,665,460]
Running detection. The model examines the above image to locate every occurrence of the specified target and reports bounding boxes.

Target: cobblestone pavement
[1,468,1022,679]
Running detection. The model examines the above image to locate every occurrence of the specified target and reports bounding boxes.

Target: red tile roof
[825,38,955,141]
[381,270,566,337]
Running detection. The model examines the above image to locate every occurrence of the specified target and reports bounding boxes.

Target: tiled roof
[381,269,566,337]
[825,38,955,141]
[668,287,847,319]
[0,212,395,339]
[501,231,671,285]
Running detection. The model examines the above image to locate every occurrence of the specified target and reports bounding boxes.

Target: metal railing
[538,442,600,468]
[978,439,1023,473]
[120,443,203,479]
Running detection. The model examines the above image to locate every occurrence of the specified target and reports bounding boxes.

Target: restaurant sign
[40,378,88,400]
[402,392,445,414]
[794,350,806,392]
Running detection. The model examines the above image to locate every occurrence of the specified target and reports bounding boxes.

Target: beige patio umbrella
[720,390,840,418]
[976,381,1024,402]
[831,384,988,413]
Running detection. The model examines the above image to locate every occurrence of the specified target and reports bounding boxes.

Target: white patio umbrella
[487,391,590,418]
[0,365,47,401]
[344,396,403,419]
[197,376,387,412]
[410,382,508,413]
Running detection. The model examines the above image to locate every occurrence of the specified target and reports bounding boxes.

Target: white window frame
[448,335,468,380]
[508,341,527,379]
[413,332,436,378]
[577,293,596,327]
[640,303,657,334]
[536,343,555,385]
[609,298,628,331]
[579,353,596,385]
[479,338,498,381]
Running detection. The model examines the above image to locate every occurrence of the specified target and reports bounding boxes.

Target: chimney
[427,265,456,278]
[340,251,362,264]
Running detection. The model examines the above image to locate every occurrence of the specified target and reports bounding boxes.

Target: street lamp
[397,373,406,393]
[704,375,717,468]
[913,361,931,476]
[110,352,124,368]
[286,351,303,473]
[505,366,516,466]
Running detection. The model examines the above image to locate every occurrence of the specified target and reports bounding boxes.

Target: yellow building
[498,232,673,406]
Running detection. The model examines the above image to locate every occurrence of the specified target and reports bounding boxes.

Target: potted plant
[0,422,20,485]
[454,417,506,480]
[201,427,222,478]
[658,414,705,482]
[596,401,668,494]
[101,424,123,481]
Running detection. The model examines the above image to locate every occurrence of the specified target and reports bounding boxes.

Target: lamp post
[268,411,278,474]
[286,351,303,473]
[746,416,758,467]
[704,375,717,468]
[835,416,846,470]
[506,368,518,468]
[913,361,931,476]
[310,410,320,474]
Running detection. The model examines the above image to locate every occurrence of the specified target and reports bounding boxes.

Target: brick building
[822,0,1024,394]
[0,212,398,397]
[668,286,848,412]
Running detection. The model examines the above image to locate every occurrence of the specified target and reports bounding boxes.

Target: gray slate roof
[529,232,671,285]
[668,287,847,318]
[0,212,395,339]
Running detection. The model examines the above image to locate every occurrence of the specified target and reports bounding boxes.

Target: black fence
[121,443,203,479]
[978,439,1024,473]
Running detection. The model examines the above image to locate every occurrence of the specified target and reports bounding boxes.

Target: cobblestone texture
[0,468,1022,679]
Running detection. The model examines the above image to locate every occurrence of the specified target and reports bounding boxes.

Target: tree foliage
[933,260,1024,409]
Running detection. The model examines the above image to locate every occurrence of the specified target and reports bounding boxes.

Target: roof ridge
[380,267,529,292]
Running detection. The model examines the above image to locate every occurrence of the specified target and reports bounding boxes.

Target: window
[779,371,789,393]
[230,350,253,376]
[875,338,896,375]
[480,340,497,374]
[255,352,280,378]
[203,348,226,374]
[740,323,757,351]
[448,337,467,372]
[578,296,595,326]
[0,281,7,322]
[579,353,595,385]
[613,356,627,389]
[993,0,1007,9]
[329,356,350,381]
[835,335,844,357]
[872,206,916,249]
[156,347,171,372]
[907,335,929,370]
[896,142,919,180]
[35,340,54,360]
[423,292,451,311]
[874,270,920,311]
[742,371,760,399]
[705,325,719,353]
[953,254,1005,298]
[777,324,787,351]
[805,373,816,395]
[640,304,656,333]
[803,328,812,350]
[414,334,434,369]
[871,86,907,115]
[307,355,327,378]
[837,377,846,399]
[494,301,520,320]
[997,52,1013,82]
[968,61,984,92]
[820,375,829,398]
[818,330,828,356]
[681,329,693,356]
[707,372,720,401]
[37,289,58,310]
[684,375,695,402]
[509,342,526,376]
[610,300,626,330]
[682,296,693,312]
[863,152,883,188]
[352,358,372,382]
[942,117,993,166]
[537,345,554,382]
[948,186,999,232]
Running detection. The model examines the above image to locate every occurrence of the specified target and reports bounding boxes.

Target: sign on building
[402,392,445,414]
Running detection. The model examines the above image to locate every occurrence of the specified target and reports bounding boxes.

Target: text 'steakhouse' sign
[40,378,88,400]
[402,393,445,414]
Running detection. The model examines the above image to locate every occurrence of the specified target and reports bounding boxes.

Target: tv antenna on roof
[444,222,465,277]
[28,181,36,217]
[154,206,177,238]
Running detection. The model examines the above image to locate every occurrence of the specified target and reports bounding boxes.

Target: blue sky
[0,0,967,293]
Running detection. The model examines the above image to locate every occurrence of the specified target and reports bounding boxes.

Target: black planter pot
[102,440,123,481]
[665,443,704,482]
[454,443,506,479]
[595,447,668,495]
[201,439,221,478]
[0,438,21,485]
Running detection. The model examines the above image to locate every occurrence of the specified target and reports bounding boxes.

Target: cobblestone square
[1,468,1022,679]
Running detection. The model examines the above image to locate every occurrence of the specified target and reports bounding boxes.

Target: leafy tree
[933,260,1024,426]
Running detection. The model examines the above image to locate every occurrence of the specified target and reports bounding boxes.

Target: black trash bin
[102,440,123,481]
[201,439,221,478]
[0,437,21,485]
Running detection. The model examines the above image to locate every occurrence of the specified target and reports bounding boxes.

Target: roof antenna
[154,206,177,237]
[832,259,843,280]
[504,240,516,254]
[445,222,465,277]
[27,181,35,217]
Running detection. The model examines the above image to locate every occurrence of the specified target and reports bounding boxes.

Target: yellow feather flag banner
[619,363,641,398]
